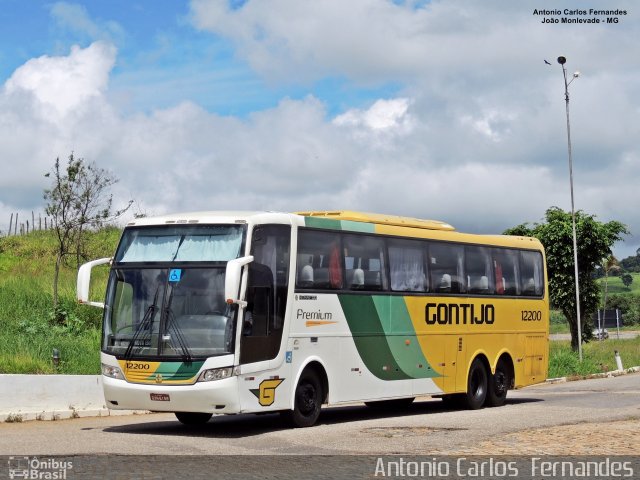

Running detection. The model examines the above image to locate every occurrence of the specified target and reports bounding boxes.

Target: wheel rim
[298,382,317,416]
[494,370,507,396]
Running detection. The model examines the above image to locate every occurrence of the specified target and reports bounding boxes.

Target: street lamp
[558,55,583,361]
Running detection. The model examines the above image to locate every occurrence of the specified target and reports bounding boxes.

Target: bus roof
[296,210,455,231]
[123,210,542,252]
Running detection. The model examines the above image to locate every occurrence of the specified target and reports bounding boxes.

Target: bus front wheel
[464,358,488,410]
[283,370,323,428]
[175,412,213,425]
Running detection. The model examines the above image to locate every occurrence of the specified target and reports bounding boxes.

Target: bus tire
[486,358,511,407]
[175,412,213,425]
[464,358,488,410]
[365,397,415,410]
[284,369,323,428]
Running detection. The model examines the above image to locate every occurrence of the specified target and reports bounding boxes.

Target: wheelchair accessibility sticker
[169,269,182,282]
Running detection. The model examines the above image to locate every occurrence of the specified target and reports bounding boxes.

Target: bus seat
[438,273,452,293]
[523,278,536,295]
[314,268,329,287]
[364,270,381,289]
[298,264,314,287]
[350,268,364,289]
[476,275,489,294]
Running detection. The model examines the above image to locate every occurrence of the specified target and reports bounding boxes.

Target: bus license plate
[150,393,170,402]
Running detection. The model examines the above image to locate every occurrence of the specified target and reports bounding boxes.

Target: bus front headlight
[101,363,124,379]
[198,367,233,382]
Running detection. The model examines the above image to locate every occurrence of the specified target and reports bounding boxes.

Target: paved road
[1,373,638,457]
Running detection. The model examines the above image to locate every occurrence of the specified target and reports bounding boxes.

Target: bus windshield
[114,225,244,263]
[102,225,245,359]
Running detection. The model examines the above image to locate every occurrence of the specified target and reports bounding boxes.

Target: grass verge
[0,229,117,374]
[549,337,640,378]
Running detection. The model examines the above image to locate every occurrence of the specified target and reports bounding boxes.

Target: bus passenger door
[238,225,291,412]
[239,225,290,366]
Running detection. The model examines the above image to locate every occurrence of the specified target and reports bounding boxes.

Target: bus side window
[296,230,343,290]
[343,234,387,291]
[240,224,291,364]
[520,251,544,296]
[429,243,465,293]
[388,239,427,292]
[492,248,520,296]
[465,246,494,295]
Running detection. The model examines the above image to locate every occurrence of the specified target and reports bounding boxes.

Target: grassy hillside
[597,272,640,295]
[0,228,120,374]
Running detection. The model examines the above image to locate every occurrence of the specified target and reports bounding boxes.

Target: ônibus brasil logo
[8,457,73,479]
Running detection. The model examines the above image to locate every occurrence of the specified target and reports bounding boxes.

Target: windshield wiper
[124,286,160,360]
[162,287,192,363]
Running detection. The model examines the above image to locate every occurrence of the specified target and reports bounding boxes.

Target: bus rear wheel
[486,358,511,407]
[464,358,488,410]
[283,370,323,428]
[175,412,213,425]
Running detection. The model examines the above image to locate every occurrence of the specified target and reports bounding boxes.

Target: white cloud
[4,41,116,117]
[334,98,412,130]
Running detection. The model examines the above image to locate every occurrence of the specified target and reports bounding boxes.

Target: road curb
[546,365,640,384]
[0,409,148,423]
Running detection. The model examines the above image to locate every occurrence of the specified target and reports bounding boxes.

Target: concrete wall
[0,375,142,422]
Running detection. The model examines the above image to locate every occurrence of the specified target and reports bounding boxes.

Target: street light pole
[558,55,583,361]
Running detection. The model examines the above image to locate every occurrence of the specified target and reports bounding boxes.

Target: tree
[621,273,633,289]
[44,153,132,309]
[505,207,627,351]
[620,250,640,272]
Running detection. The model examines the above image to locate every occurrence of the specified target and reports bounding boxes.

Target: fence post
[14,213,18,235]
[8,213,13,237]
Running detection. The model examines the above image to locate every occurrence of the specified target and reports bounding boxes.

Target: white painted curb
[0,375,145,422]
[545,365,640,384]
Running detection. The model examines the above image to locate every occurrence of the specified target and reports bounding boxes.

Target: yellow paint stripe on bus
[306,320,338,327]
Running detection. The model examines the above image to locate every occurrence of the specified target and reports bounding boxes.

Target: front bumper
[102,375,240,414]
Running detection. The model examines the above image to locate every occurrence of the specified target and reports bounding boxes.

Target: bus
[77,210,549,427]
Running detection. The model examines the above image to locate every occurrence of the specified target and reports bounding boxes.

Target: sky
[0,0,638,259]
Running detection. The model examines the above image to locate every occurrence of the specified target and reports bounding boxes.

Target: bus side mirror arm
[225,255,254,306]
[77,257,111,308]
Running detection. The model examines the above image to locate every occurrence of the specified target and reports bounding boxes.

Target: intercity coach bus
[77,210,549,427]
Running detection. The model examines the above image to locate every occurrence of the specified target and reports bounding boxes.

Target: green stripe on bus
[144,361,204,381]
[340,220,375,233]
[303,217,376,233]
[372,296,439,379]
[338,295,411,381]
[304,217,342,230]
